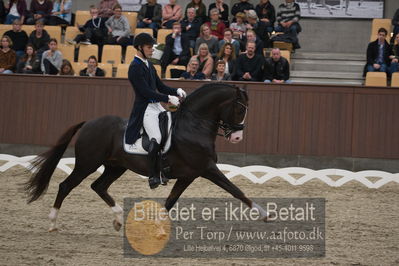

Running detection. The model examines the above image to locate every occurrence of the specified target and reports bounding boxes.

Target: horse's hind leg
[90,165,126,231]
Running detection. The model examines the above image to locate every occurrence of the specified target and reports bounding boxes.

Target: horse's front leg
[164,177,195,211]
[202,165,270,221]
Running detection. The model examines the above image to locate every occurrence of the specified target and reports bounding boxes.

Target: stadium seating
[370,18,392,42]
[75,10,91,27]
[157,29,173,44]
[116,63,130,78]
[58,44,75,62]
[134,28,153,37]
[125,46,138,63]
[23,25,35,36]
[273,41,293,52]
[122,12,138,34]
[365,72,387,86]
[391,72,399,87]
[165,65,186,78]
[45,26,62,43]
[71,62,86,74]
[101,45,122,66]
[64,26,81,43]
[78,44,99,62]
[98,63,113,77]
[154,64,162,77]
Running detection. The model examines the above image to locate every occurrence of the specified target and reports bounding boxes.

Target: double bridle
[217,100,248,138]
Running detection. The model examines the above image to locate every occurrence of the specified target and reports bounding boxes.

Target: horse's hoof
[113,219,122,231]
[48,227,58,232]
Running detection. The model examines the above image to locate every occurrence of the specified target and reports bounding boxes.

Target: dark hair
[217,42,236,60]
[49,38,58,44]
[35,20,44,26]
[172,21,181,27]
[224,28,233,35]
[21,44,37,62]
[113,3,122,10]
[88,55,98,64]
[378,27,388,35]
[215,60,225,68]
[60,59,75,75]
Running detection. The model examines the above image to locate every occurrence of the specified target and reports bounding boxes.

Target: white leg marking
[111,203,123,231]
[251,202,270,221]
[48,207,59,232]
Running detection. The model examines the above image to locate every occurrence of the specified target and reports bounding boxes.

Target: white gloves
[168,95,180,106]
[177,88,187,98]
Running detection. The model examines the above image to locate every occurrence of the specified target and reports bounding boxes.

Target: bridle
[217,99,248,138]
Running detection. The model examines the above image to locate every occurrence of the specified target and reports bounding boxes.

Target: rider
[125,32,186,189]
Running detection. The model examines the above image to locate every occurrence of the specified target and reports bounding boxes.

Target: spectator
[162,0,182,29]
[41,38,62,75]
[218,28,240,57]
[16,44,41,74]
[263,48,290,83]
[28,20,50,56]
[275,0,301,39]
[243,29,263,55]
[211,59,231,81]
[98,0,119,18]
[59,59,74,75]
[366,27,391,73]
[181,57,205,80]
[255,0,275,33]
[234,41,264,81]
[246,9,269,48]
[230,12,247,40]
[105,4,131,47]
[185,0,206,23]
[190,43,213,78]
[180,7,201,49]
[216,42,236,76]
[4,0,27,24]
[4,19,28,58]
[79,55,105,77]
[68,6,107,46]
[0,35,16,74]
[48,0,72,26]
[0,0,5,23]
[392,8,399,44]
[161,22,190,72]
[231,0,254,17]
[205,8,225,40]
[208,0,229,27]
[26,0,53,25]
[137,0,162,35]
[389,33,399,74]
[195,24,218,57]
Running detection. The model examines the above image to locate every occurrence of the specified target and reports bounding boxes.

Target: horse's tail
[25,121,86,203]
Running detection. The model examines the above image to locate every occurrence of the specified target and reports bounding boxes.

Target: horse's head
[218,85,248,144]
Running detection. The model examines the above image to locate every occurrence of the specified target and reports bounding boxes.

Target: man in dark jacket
[264,48,290,83]
[4,19,28,58]
[160,22,190,73]
[231,0,254,16]
[366,27,391,73]
[392,8,399,44]
[137,0,162,33]
[126,33,186,189]
[180,7,201,49]
[234,41,264,81]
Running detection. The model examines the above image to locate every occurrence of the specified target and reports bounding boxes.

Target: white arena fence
[0,154,398,189]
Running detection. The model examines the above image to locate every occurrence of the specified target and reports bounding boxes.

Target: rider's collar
[135,55,149,68]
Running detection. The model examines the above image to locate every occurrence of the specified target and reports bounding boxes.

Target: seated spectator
[215,42,236,76]
[16,44,41,74]
[185,0,206,23]
[246,9,269,48]
[195,24,219,57]
[180,7,201,49]
[218,29,240,57]
[255,0,275,33]
[68,6,107,46]
[208,0,229,27]
[59,59,74,75]
[137,0,162,35]
[28,20,50,56]
[234,41,264,81]
[263,48,290,83]
[161,22,190,72]
[0,35,16,74]
[181,57,205,80]
[26,0,53,25]
[79,55,105,77]
[211,59,231,81]
[389,33,399,74]
[275,0,301,42]
[98,0,119,18]
[230,12,247,40]
[41,38,62,75]
[190,43,213,78]
[205,8,225,40]
[4,19,28,58]
[242,29,263,55]
[162,0,182,29]
[366,27,391,73]
[4,0,28,24]
[105,4,131,47]
[231,0,254,17]
[48,0,72,26]
[392,8,399,44]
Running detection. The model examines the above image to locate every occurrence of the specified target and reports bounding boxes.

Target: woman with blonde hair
[0,35,16,74]
[189,42,213,78]
[194,24,218,57]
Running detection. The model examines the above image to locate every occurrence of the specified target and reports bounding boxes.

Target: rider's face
[142,44,154,58]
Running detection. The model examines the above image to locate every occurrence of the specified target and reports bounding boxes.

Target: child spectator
[16,44,41,74]
[79,55,105,77]
[105,4,131,47]
[211,59,231,81]
[41,38,63,75]
[0,35,16,74]
[230,12,247,40]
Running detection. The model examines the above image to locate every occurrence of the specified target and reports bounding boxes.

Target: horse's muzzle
[228,130,243,144]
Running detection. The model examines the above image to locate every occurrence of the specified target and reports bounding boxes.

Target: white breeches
[143,102,167,144]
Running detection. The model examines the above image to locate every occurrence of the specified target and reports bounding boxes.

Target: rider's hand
[177,88,187,98]
[168,95,180,106]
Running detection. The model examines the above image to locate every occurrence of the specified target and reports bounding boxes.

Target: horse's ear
[236,85,248,102]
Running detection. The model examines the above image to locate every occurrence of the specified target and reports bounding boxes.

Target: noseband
[217,100,248,138]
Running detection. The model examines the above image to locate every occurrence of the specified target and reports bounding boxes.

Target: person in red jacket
[205,8,225,40]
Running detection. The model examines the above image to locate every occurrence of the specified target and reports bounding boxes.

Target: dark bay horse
[25,83,270,232]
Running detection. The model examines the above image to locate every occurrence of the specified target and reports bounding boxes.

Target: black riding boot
[148,138,161,189]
